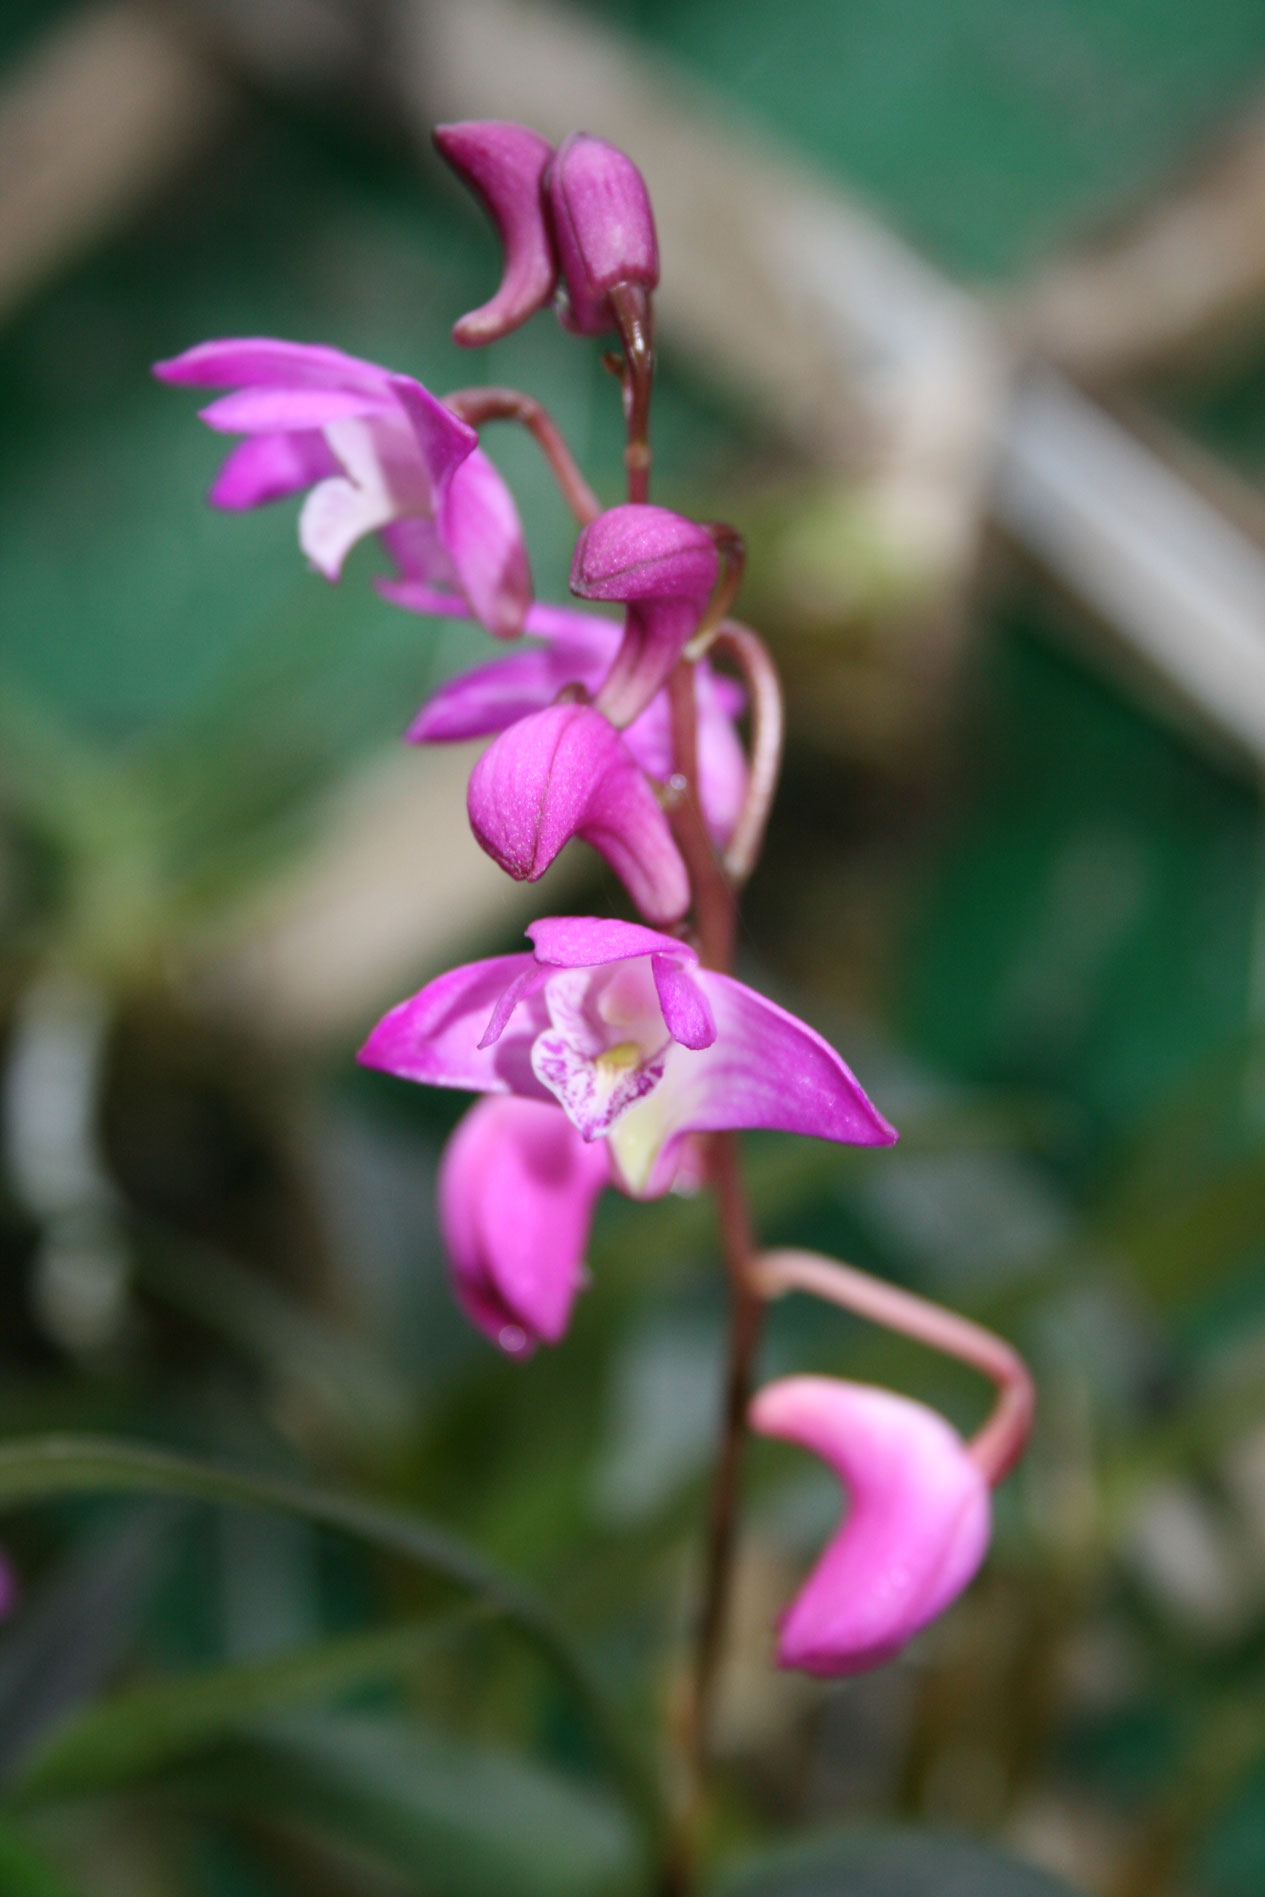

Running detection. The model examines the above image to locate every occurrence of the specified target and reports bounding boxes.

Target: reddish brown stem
[444,386,600,525]
[610,284,654,504]
[750,1249,1036,1483]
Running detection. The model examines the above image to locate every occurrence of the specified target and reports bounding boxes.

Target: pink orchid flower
[749,1376,991,1677]
[571,505,720,727]
[153,339,532,639]
[397,597,748,847]
[435,121,658,345]
[439,1095,610,1356]
[466,702,691,925]
[359,917,896,1200]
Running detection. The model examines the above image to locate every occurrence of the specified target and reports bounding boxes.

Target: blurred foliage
[4,3,1265,1895]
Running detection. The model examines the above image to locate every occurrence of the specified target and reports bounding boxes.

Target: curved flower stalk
[571,505,720,727]
[748,1377,991,1676]
[153,339,532,638]
[400,599,749,847]
[439,1095,610,1356]
[358,917,896,1201]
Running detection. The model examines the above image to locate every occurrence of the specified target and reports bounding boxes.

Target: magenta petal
[208,432,339,509]
[406,607,620,742]
[749,1377,991,1676]
[434,121,558,347]
[357,953,550,1098]
[571,506,719,725]
[546,133,659,337]
[387,377,478,494]
[526,915,689,969]
[197,387,388,433]
[651,954,716,1050]
[153,338,393,393]
[467,707,690,924]
[439,1096,609,1353]
[439,447,533,640]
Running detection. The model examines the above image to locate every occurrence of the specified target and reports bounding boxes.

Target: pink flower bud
[439,1095,609,1354]
[571,505,719,726]
[546,133,659,336]
[749,1377,991,1677]
[434,121,559,347]
[467,704,690,924]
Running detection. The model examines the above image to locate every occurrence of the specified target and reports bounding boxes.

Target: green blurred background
[4,2,1265,1893]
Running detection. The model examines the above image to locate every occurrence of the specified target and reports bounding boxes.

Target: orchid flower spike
[572,505,720,726]
[153,339,532,638]
[546,132,660,337]
[440,1095,610,1355]
[749,1377,991,1677]
[358,918,896,1199]
[466,702,691,925]
[400,598,748,848]
[433,122,558,346]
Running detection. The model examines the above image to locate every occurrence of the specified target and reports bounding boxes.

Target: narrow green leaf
[182,1711,638,1897]
[0,1435,663,1845]
[14,1611,485,1802]
[713,1829,1088,1897]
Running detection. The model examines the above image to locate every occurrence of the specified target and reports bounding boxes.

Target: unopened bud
[546,133,659,337]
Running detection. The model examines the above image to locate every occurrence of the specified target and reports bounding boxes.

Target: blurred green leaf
[0,1818,85,1897]
[0,1436,662,1843]
[183,1711,638,1897]
[713,1829,1087,1896]
[0,1509,172,1788]
[13,1611,485,1802]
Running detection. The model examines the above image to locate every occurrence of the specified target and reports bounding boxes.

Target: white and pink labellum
[358,918,896,1200]
[571,505,720,727]
[439,1095,610,1355]
[749,1376,991,1677]
[153,338,532,639]
[466,702,690,926]
[433,122,558,347]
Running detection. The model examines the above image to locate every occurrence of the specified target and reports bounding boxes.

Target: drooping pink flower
[439,1095,610,1355]
[433,122,558,347]
[394,596,748,847]
[467,703,691,925]
[571,505,719,726]
[748,1376,991,1677]
[358,917,896,1199]
[153,339,532,638]
[546,132,659,337]
[435,121,659,345]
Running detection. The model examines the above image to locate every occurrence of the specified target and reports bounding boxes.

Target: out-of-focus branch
[0,4,234,320]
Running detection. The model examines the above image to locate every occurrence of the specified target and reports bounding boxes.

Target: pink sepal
[434,121,558,346]
[439,1096,609,1354]
[749,1377,991,1676]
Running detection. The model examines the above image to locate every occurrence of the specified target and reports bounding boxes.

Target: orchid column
[157,115,1034,1895]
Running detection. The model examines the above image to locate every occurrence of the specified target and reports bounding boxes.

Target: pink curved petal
[386,376,478,497]
[749,1377,991,1676]
[606,969,896,1197]
[357,953,550,1097]
[439,1096,608,1353]
[197,387,388,433]
[651,953,716,1050]
[153,338,394,393]
[571,507,719,726]
[439,447,533,640]
[434,121,558,347]
[208,431,339,510]
[546,133,659,337]
[467,706,690,923]
[404,607,620,740]
[526,915,689,968]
